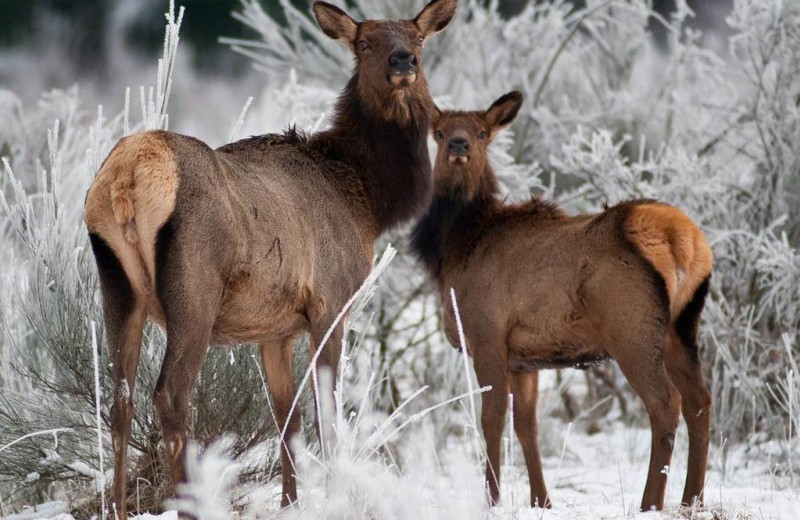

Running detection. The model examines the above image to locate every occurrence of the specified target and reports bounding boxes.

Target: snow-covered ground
[6,421,797,520]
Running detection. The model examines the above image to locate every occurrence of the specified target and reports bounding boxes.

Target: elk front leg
[471,331,510,506]
[464,320,509,506]
[510,370,550,508]
[260,338,301,508]
[479,373,509,506]
[308,320,344,458]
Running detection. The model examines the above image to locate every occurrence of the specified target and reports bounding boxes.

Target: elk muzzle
[448,137,470,164]
[389,49,417,86]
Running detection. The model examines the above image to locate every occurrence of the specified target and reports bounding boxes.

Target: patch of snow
[66,460,107,491]
[132,513,177,520]
[117,378,130,404]
[0,502,68,520]
[9,426,800,520]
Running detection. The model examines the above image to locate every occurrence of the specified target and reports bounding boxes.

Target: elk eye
[358,40,370,51]
[416,36,424,47]
[435,130,444,140]
[477,130,488,140]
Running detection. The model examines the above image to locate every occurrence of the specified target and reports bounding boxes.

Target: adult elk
[84,0,458,515]
[411,91,713,511]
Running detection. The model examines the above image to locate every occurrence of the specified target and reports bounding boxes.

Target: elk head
[431,91,524,200]
[313,0,458,124]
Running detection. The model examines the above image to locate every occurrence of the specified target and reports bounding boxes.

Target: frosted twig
[229,96,254,142]
[368,386,492,452]
[90,321,106,518]
[450,289,478,430]
[0,428,73,455]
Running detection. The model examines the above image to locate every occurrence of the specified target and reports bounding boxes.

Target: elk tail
[85,131,179,297]
[110,165,138,244]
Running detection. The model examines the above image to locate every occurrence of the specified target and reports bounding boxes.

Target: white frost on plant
[167,439,241,520]
[2,0,800,517]
[117,377,130,404]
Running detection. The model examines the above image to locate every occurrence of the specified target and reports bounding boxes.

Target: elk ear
[313,1,358,50]
[431,104,443,127]
[415,0,458,40]
[485,91,523,133]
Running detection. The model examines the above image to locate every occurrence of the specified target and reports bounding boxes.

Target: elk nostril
[449,138,469,151]
[389,50,414,69]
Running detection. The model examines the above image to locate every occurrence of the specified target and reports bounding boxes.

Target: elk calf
[85,1,458,516]
[411,91,713,511]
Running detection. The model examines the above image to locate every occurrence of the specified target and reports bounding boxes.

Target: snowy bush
[1,0,799,516]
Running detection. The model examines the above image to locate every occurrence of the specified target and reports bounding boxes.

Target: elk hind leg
[152,231,222,492]
[614,339,680,511]
[153,314,215,490]
[90,233,147,519]
[666,278,712,507]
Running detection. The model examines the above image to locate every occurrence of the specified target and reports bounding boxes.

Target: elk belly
[212,256,311,344]
[507,313,609,372]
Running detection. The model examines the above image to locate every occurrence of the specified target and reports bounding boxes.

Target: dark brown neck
[410,165,500,280]
[411,164,563,281]
[311,74,433,232]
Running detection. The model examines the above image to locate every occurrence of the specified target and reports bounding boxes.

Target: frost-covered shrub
[2,0,799,515]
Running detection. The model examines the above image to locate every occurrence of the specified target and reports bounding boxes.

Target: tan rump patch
[624,203,712,319]
[84,131,179,299]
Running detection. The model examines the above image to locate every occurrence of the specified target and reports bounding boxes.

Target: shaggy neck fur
[411,165,500,278]
[311,73,434,232]
[411,164,561,280]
